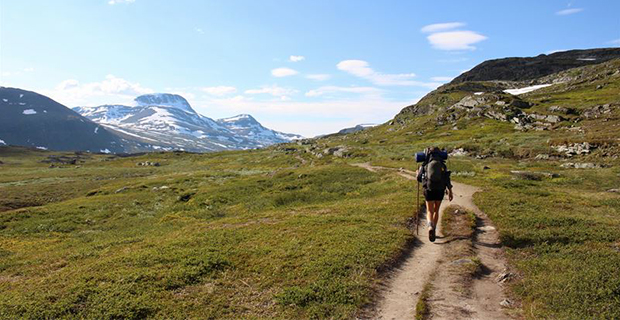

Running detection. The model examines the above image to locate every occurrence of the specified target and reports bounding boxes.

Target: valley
[1,49,620,319]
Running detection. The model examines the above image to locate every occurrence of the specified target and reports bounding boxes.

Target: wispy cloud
[305,86,382,97]
[427,30,487,51]
[201,86,237,96]
[193,95,418,137]
[40,75,153,106]
[337,60,439,88]
[195,27,204,34]
[289,55,305,62]
[306,74,331,81]
[108,0,135,5]
[271,67,298,77]
[421,22,465,33]
[245,84,297,100]
[556,8,583,15]
[607,39,620,46]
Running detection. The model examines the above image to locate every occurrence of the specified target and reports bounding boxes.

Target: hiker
[416,147,453,242]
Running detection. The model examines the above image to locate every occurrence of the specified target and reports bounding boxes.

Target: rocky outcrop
[583,104,616,119]
[552,142,595,157]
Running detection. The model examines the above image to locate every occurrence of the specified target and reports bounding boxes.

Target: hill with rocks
[452,47,620,83]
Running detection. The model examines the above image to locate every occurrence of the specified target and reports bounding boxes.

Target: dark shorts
[424,188,445,201]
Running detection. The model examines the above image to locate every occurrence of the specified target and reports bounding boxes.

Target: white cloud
[271,67,299,77]
[245,84,297,100]
[421,22,466,33]
[23,67,35,72]
[607,39,620,46]
[195,28,204,34]
[201,86,237,96]
[40,75,153,106]
[305,86,382,97]
[289,55,305,62]
[430,76,454,82]
[306,74,331,81]
[556,8,583,15]
[108,0,135,4]
[427,30,487,51]
[191,94,420,137]
[336,60,439,88]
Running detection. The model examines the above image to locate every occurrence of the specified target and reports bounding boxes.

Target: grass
[1,59,620,319]
[470,164,620,319]
[0,147,419,319]
[414,280,433,320]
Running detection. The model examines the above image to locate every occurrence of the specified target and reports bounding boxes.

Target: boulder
[552,142,593,157]
[560,162,602,169]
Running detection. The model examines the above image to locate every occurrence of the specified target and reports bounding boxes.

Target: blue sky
[1,0,619,136]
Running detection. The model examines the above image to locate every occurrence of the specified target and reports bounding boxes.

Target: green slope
[1,56,619,319]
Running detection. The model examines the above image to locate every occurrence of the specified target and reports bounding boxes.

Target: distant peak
[134,93,195,113]
[219,114,257,123]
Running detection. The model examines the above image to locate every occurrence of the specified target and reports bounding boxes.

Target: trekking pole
[416,179,420,235]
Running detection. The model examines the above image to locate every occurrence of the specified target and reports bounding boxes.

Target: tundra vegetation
[1,58,620,319]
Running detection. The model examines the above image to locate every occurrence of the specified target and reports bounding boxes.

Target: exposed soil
[353,163,518,319]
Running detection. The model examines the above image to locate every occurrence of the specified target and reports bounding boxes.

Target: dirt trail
[352,163,513,319]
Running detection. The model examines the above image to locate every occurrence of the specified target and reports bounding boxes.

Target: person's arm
[416,165,424,183]
[446,170,454,201]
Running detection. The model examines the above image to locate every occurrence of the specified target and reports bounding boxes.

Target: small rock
[115,187,129,193]
[548,106,568,114]
[500,299,513,307]
[560,162,602,169]
[483,166,491,170]
[608,189,619,193]
[451,258,474,265]
[450,148,468,157]
[545,115,562,123]
[596,84,603,90]
[535,154,550,160]
[496,272,513,283]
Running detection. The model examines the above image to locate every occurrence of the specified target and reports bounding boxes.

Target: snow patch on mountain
[504,84,552,95]
[74,94,303,152]
[134,93,195,114]
[23,109,37,115]
[0,139,5,145]
[217,114,303,145]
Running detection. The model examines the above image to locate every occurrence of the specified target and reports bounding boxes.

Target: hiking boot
[429,228,436,242]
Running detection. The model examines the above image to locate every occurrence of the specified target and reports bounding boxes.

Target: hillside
[0,87,127,153]
[452,47,620,83]
[1,50,619,319]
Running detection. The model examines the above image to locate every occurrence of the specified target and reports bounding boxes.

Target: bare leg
[432,200,441,229]
[426,200,434,229]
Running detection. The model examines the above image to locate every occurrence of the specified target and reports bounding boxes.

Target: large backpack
[424,156,447,192]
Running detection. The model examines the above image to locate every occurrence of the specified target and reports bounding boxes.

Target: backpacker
[424,156,447,192]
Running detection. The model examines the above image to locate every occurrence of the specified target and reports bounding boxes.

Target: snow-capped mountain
[217,114,303,147]
[0,87,127,153]
[74,94,301,152]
